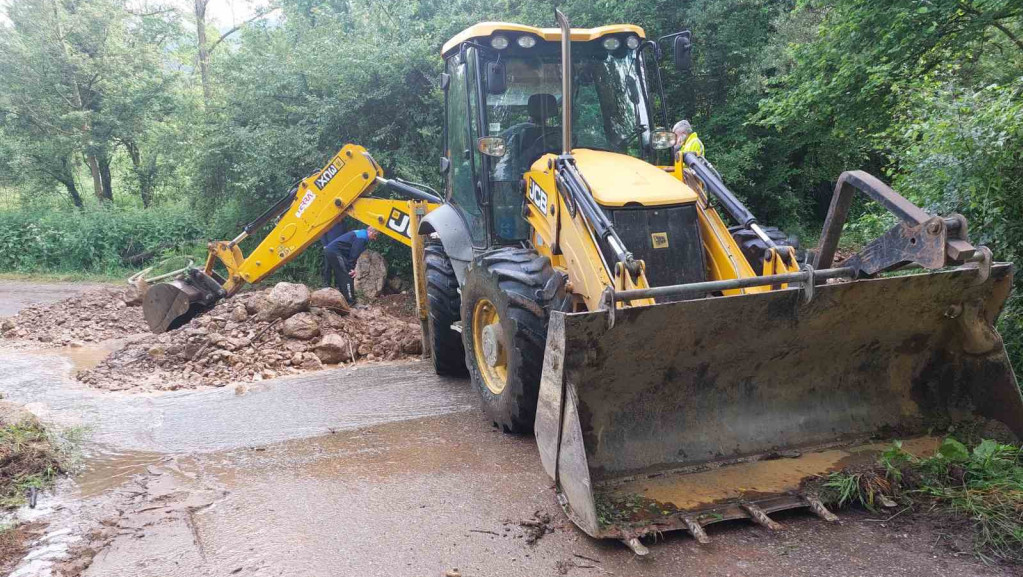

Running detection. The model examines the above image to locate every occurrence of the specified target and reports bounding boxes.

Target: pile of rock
[76,282,423,393]
[0,287,146,346]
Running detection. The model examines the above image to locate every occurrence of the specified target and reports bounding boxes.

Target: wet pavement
[0,280,1015,576]
[0,281,108,317]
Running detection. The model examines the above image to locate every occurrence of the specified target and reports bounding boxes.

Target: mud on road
[0,280,1016,577]
[1,282,423,393]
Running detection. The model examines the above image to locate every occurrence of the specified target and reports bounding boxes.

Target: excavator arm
[142,144,441,333]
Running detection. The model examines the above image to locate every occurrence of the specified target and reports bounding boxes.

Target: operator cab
[440,23,677,248]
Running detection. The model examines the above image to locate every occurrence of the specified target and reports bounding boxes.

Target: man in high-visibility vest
[672,120,704,161]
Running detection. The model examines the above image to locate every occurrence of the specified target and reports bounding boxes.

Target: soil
[374,292,417,321]
[0,286,145,346]
[0,282,423,394]
[75,286,423,393]
[0,522,45,575]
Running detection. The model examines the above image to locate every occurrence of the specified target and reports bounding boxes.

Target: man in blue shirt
[323,227,379,305]
[321,222,347,289]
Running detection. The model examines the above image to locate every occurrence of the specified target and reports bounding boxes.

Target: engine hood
[559,149,699,207]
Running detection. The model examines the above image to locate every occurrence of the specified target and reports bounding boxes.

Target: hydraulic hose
[242,184,299,236]
[683,152,756,229]
[378,178,444,204]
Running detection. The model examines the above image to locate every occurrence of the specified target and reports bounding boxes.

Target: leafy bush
[0,206,204,275]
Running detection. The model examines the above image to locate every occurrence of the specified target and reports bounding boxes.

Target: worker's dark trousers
[324,245,356,305]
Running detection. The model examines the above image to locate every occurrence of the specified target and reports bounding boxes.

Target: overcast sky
[0,0,274,30]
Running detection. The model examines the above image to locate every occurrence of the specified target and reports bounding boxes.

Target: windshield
[484,45,653,182]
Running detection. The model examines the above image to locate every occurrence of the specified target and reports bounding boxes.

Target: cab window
[445,51,487,245]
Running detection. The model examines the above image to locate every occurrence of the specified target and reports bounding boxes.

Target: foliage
[822,437,1023,564]
[909,438,1023,564]
[0,206,205,275]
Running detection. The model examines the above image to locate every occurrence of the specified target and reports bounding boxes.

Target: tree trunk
[85,152,107,201]
[195,0,211,105]
[59,156,84,208]
[126,141,153,208]
[98,152,113,201]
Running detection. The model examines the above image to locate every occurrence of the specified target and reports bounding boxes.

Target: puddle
[74,446,168,498]
[20,339,124,373]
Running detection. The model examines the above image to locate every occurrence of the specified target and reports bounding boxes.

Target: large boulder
[310,288,350,313]
[354,250,387,300]
[282,312,320,340]
[258,282,310,321]
[314,333,353,364]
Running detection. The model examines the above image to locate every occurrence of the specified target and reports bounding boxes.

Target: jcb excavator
[143,11,1023,555]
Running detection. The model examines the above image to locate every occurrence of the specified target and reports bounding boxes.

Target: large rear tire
[425,241,467,377]
[729,225,801,274]
[461,247,569,433]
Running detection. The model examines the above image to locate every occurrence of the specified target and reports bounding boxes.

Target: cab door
[444,48,487,247]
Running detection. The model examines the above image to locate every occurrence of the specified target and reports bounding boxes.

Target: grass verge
[816,437,1023,564]
[0,411,83,509]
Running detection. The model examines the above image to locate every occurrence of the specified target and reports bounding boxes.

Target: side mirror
[673,34,692,73]
[486,61,506,95]
[650,130,677,150]
[439,156,451,175]
[477,137,506,157]
[440,72,450,91]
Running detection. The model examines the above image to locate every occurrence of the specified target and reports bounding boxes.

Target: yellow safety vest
[682,132,705,157]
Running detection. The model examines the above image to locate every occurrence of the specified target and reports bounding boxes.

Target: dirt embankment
[1,282,423,393]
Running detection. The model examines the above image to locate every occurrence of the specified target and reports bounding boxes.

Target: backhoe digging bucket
[143,270,226,333]
[535,264,1023,542]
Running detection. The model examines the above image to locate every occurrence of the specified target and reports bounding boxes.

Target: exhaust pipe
[555,9,572,155]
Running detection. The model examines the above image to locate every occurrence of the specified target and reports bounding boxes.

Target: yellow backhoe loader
[140,145,442,335]
[143,11,1023,555]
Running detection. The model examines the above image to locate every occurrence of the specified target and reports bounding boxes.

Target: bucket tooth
[681,516,710,544]
[802,495,839,522]
[742,503,783,530]
[621,537,650,556]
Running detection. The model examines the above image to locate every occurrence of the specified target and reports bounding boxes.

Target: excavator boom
[142,144,440,333]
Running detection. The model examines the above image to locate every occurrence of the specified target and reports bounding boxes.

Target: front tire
[460,248,569,433]
[729,225,802,274]
[425,241,467,377]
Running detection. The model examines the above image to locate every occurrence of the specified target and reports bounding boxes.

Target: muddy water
[0,350,475,453]
[21,340,125,373]
[73,447,167,498]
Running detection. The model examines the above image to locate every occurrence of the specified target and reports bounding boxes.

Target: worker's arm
[205,144,440,294]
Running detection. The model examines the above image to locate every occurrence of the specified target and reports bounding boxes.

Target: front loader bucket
[535,263,1022,541]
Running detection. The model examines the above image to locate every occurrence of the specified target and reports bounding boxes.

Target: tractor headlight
[490,35,509,50]
[650,129,677,150]
[602,37,621,51]
[516,35,536,49]
[626,35,641,50]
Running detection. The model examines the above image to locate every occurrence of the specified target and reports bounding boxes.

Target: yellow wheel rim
[472,298,508,395]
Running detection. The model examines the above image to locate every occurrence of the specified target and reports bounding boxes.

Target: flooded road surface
[0,280,1013,577]
[0,350,474,453]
